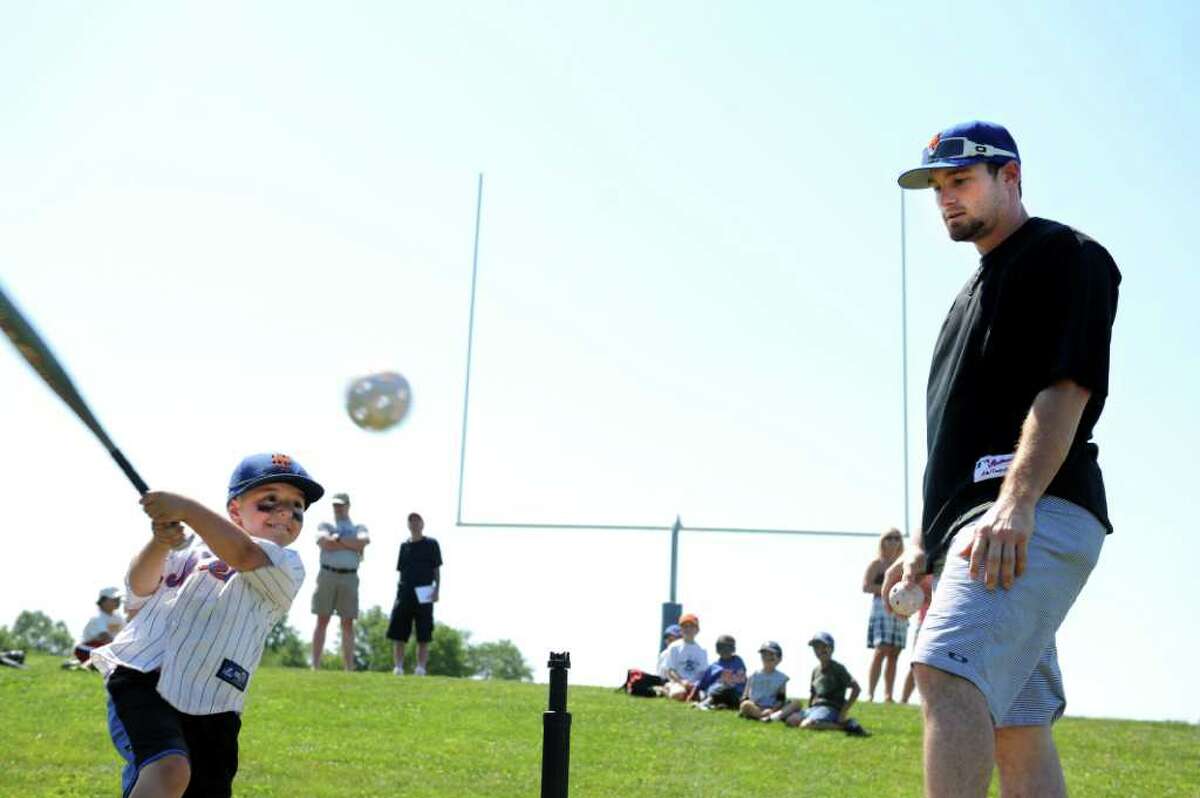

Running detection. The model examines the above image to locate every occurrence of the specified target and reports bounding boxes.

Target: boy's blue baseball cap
[898,120,1020,189]
[758,640,783,659]
[227,453,324,507]
[808,631,835,651]
[663,624,683,638]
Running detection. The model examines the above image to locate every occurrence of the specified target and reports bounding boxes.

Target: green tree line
[261,606,534,680]
[0,611,73,656]
[3,608,532,681]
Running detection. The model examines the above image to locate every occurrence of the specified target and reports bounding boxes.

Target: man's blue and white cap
[227,453,324,507]
[898,120,1020,189]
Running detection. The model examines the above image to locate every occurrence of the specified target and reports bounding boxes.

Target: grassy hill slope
[1,655,1196,797]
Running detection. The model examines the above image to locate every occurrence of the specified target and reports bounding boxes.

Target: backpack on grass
[620,668,666,697]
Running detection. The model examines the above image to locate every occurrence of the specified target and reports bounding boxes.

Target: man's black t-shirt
[921,217,1121,562]
[397,537,442,587]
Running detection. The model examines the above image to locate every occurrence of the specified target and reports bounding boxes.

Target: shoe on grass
[844,718,870,737]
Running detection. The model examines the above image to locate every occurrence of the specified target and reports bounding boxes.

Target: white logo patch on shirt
[974,453,1014,482]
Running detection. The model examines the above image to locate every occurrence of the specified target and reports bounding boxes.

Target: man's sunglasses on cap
[926,136,1017,162]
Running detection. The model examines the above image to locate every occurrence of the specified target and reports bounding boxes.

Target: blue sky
[1,2,1197,724]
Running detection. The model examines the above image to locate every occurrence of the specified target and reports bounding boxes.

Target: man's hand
[959,495,1034,590]
[317,535,342,551]
[880,545,926,616]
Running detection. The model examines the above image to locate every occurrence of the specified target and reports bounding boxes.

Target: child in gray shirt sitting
[738,641,789,720]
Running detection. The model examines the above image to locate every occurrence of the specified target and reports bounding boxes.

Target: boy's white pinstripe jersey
[93,537,305,715]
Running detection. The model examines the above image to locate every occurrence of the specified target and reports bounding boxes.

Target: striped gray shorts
[914,496,1105,727]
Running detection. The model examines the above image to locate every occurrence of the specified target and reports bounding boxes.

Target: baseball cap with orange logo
[227,453,324,507]
[898,120,1020,190]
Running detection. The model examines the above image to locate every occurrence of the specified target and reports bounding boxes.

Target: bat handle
[110,447,190,550]
[108,447,150,495]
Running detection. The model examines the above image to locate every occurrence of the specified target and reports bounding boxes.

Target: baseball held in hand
[888,581,925,617]
[346,371,411,431]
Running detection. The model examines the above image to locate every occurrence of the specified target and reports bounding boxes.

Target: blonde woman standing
[863,528,908,702]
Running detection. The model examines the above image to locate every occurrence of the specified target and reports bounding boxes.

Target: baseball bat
[0,283,150,495]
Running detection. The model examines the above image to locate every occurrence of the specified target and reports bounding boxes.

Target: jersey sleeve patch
[216,658,250,692]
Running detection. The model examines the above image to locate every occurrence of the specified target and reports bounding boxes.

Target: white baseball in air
[345,371,411,431]
[888,581,925,617]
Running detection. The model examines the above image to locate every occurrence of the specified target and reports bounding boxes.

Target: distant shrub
[466,640,533,682]
[334,606,532,680]
[5,611,73,656]
[261,620,307,668]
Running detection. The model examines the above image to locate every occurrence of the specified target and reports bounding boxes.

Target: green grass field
[2,655,1196,797]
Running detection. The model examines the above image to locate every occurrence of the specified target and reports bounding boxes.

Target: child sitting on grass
[655,624,683,680]
[738,641,789,720]
[693,634,747,709]
[765,632,868,736]
[663,613,708,700]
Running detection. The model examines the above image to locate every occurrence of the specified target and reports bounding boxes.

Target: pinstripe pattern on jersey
[914,496,1104,726]
[93,538,304,715]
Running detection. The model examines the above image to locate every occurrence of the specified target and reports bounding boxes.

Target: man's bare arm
[998,380,1091,507]
[968,378,1091,589]
[339,534,369,552]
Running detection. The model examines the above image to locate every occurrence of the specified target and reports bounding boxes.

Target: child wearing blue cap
[737,641,788,720]
[766,633,867,736]
[92,453,323,798]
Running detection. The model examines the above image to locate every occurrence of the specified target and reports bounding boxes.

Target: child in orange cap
[662,613,708,701]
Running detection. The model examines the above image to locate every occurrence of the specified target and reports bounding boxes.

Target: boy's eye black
[255,501,304,523]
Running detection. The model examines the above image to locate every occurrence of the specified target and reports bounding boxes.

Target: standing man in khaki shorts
[885,121,1120,797]
[311,492,370,670]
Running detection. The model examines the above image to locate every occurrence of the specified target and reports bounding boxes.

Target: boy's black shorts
[705,682,744,709]
[107,666,241,798]
[386,588,434,643]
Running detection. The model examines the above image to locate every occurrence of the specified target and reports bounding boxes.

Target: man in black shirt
[884,121,1120,798]
[386,512,443,676]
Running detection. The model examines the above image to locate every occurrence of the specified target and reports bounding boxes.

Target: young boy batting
[92,453,323,798]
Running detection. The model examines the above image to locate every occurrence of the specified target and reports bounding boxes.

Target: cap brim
[898,159,973,189]
[231,474,325,507]
[898,155,1019,189]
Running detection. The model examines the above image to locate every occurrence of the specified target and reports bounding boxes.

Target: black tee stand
[540,651,572,798]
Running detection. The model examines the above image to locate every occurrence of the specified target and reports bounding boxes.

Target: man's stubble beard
[947,216,987,242]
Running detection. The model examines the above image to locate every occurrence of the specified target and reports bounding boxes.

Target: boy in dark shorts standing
[387,512,442,676]
[93,452,323,797]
